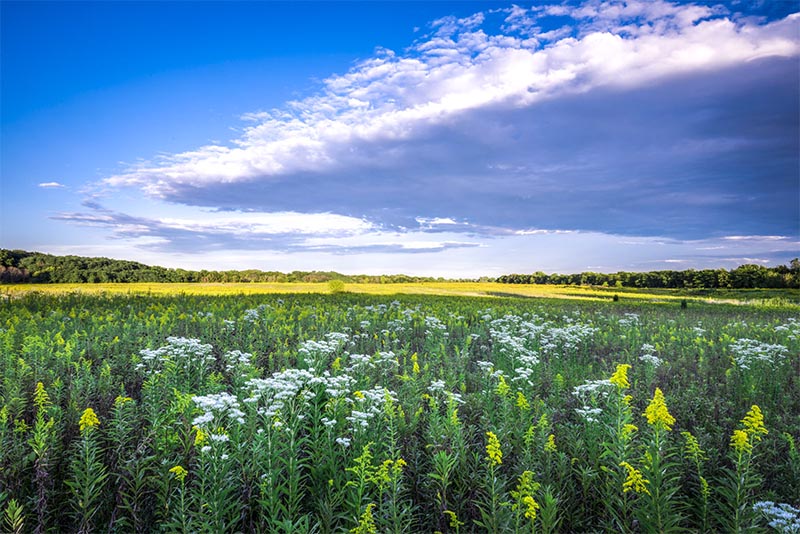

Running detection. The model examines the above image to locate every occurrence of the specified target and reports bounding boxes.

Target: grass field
[1,289,798,532]
[3,282,799,308]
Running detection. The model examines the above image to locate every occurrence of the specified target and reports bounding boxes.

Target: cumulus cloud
[73,0,798,260]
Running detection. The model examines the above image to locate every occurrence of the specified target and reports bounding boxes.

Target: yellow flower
[444,510,464,529]
[331,357,341,372]
[610,364,631,389]
[496,375,510,397]
[516,391,530,411]
[741,405,768,441]
[33,382,51,411]
[169,465,188,482]
[114,395,133,406]
[544,433,557,453]
[411,353,420,374]
[681,431,705,463]
[620,461,650,495]
[523,495,540,520]
[353,390,365,400]
[622,424,638,440]
[730,429,752,454]
[79,407,100,433]
[623,394,633,406]
[486,431,503,466]
[644,388,675,431]
[350,503,377,534]
[194,426,207,447]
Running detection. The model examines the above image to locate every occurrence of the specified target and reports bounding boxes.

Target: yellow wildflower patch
[644,388,675,431]
[620,461,650,495]
[79,407,100,432]
[486,431,503,466]
[610,363,631,389]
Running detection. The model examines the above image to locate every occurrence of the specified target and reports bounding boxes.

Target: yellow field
[3,281,792,306]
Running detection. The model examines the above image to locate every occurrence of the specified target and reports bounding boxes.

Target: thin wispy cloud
[38,182,67,189]
[57,0,798,269]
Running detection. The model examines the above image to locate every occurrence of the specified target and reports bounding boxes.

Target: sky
[1,0,798,277]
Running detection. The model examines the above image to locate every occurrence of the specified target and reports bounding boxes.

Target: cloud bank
[65,0,798,268]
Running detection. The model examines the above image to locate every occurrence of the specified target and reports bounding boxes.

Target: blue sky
[1,0,798,276]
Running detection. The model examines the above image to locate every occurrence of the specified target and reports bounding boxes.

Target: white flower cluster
[425,316,448,336]
[754,501,800,533]
[488,315,541,375]
[639,343,663,367]
[539,323,598,357]
[192,392,245,427]
[138,337,215,373]
[730,338,788,370]
[775,318,800,342]
[298,333,347,361]
[571,377,613,423]
[618,313,640,327]
[242,304,269,323]
[222,350,253,372]
[575,406,603,423]
[346,387,396,430]
[245,368,317,417]
[572,379,613,401]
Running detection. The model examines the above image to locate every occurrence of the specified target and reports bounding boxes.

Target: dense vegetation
[0,292,798,532]
[0,249,447,284]
[2,249,798,288]
[497,261,800,289]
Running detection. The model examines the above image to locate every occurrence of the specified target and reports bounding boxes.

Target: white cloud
[38,181,66,188]
[101,3,799,199]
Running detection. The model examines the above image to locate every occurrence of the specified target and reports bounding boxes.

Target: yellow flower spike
[411,353,420,374]
[194,426,207,447]
[522,495,540,520]
[610,364,632,389]
[114,395,133,407]
[449,407,460,427]
[445,510,464,529]
[169,465,188,482]
[496,375,510,397]
[622,424,638,439]
[741,405,768,441]
[79,407,100,433]
[331,357,341,372]
[350,503,377,534]
[516,391,530,411]
[486,431,503,466]
[681,431,705,463]
[730,429,752,454]
[620,461,650,495]
[644,388,675,431]
[545,433,557,453]
[33,382,51,411]
[623,395,633,406]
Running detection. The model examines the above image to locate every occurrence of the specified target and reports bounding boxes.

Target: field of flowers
[0,292,798,533]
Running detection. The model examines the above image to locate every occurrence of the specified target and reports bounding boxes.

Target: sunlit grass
[3,282,797,308]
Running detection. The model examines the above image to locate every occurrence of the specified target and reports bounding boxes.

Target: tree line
[0,249,454,284]
[1,249,797,288]
[496,261,800,289]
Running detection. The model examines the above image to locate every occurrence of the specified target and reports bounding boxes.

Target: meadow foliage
[0,292,797,532]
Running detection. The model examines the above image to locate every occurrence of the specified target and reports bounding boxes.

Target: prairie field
[0,291,798,533]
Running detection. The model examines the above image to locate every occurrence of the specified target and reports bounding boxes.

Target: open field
[1,290,798,532]
[3,282,799,308]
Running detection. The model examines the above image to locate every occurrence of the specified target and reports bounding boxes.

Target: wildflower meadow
[0,292,798,533]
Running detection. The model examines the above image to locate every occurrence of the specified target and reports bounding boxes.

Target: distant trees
[1,249,797,288]
[496,261,799,289]
[0,249,455,285]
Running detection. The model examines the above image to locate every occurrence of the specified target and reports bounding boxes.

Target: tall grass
[0,292,797,532]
